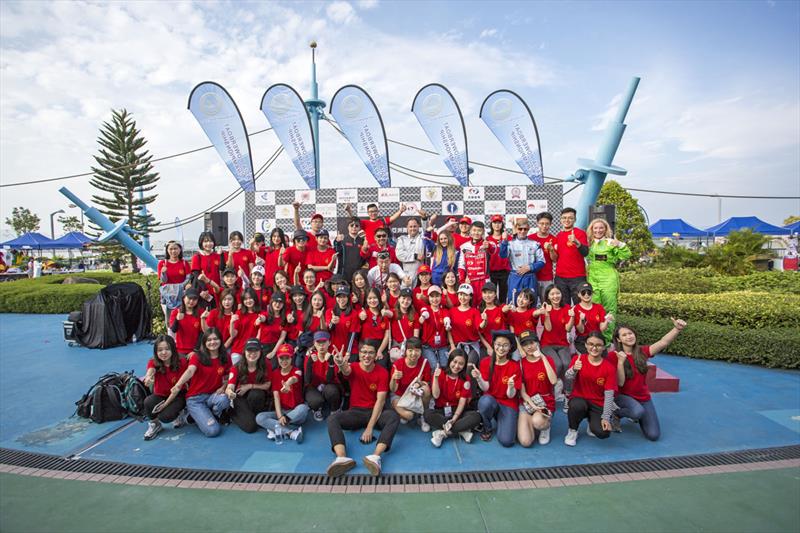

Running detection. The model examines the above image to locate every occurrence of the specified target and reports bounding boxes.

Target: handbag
[395,359,428,415]
[389,315,409,363]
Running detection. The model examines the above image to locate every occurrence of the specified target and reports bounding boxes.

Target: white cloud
[326,2,356,24]
[479,28,497,39]
[357,0,379,9]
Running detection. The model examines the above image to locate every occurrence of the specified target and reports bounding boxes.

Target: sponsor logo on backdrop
[403,202,421,215]
[422,94,444,117]
[316,204,338,219]
[526,199,548,214]
[268,92,294,116]
[255,191,275,206]
[276,205,293,219]
[463,186,484,201]
[295,190,316,204]
[378,188,400,203]
[485,200,506,215]
[356,203,371,217]
[421,187,442,201]
[255,219,276,232]
[341,94,364,119]
[199,92,222,116]
[443,201,463,215]
[506,186,526,200]
[336,189,358,205]
[490,98,513,121]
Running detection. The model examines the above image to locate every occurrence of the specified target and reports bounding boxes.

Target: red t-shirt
[147,358,189,397]
[520,356,556,411]
[479,305,508,343]
[569,354,617,407]
[283,246,307,283]
[443,291,459,309]
[486,235,511,272]
[434,372,471,408]
[347,363,390,409]
[479,357,521,409]
[391,357,431,396]
[223,249,255,278]
[361,216,391,245]
[169,308,202,354]
[449,306,482,344]
[612,345,653,402]
[420,306,450,348]
[204,309,233,345]
[554,228,588,279]
[228,365,269,387]
[306,353,340,387]
[539,305,572,347]
[326,308,360,353]
[528,233,556,281]
[260,246,282,286]
[245,285,271,310]
[230,312,261,354]
[260,314,285,344]
[360,309,390,342]
[271,367,304,410]
[191,252,222,286]
[508,308,537,335]
[412,286,430,311]
[575,302,606,336]
[453,233,470,249]
[390,313,419,344]
[186,353,229,398]
[158,259,190,285]
[306,247,336,283]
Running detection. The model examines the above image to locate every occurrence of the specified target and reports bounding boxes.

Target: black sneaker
[218,409,232,426]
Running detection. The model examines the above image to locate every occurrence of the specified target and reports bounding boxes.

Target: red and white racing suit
[457,239,496,304]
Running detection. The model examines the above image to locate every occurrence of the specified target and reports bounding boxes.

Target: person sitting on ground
[256,343,308,443]
[390,338,432,431]
[426,348,481,448]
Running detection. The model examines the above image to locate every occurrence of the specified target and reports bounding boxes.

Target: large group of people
[150,201,686,477]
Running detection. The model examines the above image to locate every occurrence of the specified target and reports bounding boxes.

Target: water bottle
[274,426,284,446]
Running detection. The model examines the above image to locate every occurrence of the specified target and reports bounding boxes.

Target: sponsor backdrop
[245,184,563,239]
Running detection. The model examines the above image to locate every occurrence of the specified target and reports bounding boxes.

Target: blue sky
[1,0,798,242]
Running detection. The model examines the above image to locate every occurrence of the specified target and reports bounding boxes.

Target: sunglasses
[580,290,593,296]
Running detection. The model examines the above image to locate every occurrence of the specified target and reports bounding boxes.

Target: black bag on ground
[75,370,147,423]
[74,282,152,349]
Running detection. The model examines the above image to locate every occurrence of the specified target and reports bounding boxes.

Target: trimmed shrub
[620,268,800,295]
[616,314,800,369]
[619,291,800,330]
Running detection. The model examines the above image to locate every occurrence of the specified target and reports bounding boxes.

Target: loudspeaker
[588,204,616,235]
[204,212,228,246]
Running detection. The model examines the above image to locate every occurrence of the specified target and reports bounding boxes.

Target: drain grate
[2,445,798,486]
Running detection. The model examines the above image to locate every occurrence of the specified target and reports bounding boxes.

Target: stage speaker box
[589,204,616,234]
[204,212,228,246]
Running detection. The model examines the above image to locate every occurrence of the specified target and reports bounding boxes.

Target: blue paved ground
[1,314,798,476]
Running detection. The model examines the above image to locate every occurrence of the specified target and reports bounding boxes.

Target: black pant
[554,276,587,306]
[327,407,400,452]
[231,389,269,433]
[306,384,342,412]
[490,270,509,303]
[567,397,610,439]
[423,408,481,433]
[144,393,185,423]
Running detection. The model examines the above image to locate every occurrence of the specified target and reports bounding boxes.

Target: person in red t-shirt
[573,281,611,355]
[362,228,399,269]
[222,231,256,280]
[325,340,400,478]
[202,288,237,351]
[389,288,420,362]
[516,330,557,448]
[142,335,190,440]
[260,293,289,366]
[303,331,343,420]
[610,318,686,441]
[157,240,191,324]
[278,230,310,285]
[345,202,405,245]
[225,338,271,433]
[539,285,575,385]
[190,231,223,309]
[256,344,308,442]
[564,331,617,446]
[487,214,511,302]
[472,330,521,447]
[171,328,231,438]
[447,284,483,364]
[306,229,338,284]
[169,288,203,355]
[425,348,481,447]
[358,288,392,366]
[292,202,325,249]
[554,208,589,305]
[390,338,432,428]
[453,216,472,249]
[419,286,451,369]
[478,282,507,357]
[529,212,558,302]
[326,287,361,356]
[229,288,264,363]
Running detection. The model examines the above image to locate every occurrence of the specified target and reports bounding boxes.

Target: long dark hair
[543,284,562,308]
[351,269,369,308]
[180,292,200,314]
[365,287,384,313]
[235,348,267,385]
[479,286,498,312]
[515,288,536,310]
[164,240,184,261]
[152,335,180,373]
[446,348,468,380]
[196,328,229,367]
[394,293,417,322]
[613,325,648,378]
[240,287,261,314]
[265,295,287,326]
[269,228,287,249]
[303,289,328,331]
[333,293,353,317]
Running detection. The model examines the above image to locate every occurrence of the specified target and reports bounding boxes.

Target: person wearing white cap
[447,284,485,365]
[419,285,452,369]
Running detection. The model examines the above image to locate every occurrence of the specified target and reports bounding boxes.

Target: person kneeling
[390,338,432,432]
[256,344,308,443]
[425,348,480,447]
[516,330,556,447]
[304,331,344,421]
[326,340,400,477]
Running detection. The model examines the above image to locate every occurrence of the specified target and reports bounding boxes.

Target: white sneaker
[266,429,276,440]
[564,429,578,446]
[143,420,162,441]
[586,426,596,438]
[326,456,356,478]
[419,417,431,433]
[363,454,382,476]
[313,409,324,422]
[399,418,409,425]
[538,427,551,445]
[172,409,189,428]
[430,429,446,448]
[289,427,304,443]
[459,430,474,444]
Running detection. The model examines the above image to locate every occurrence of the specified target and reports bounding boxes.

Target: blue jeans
[256,404,310,434]
[616,394,661,441]
[186,393,229,438]
[422,346,450,369]
[477,395,518,447]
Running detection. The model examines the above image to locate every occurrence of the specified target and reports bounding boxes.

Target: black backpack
[120,373,149,420]
[75,371,142,423]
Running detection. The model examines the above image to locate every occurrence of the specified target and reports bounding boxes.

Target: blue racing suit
[499,237,545,304]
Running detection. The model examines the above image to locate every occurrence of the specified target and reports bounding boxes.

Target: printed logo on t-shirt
[525,320,533,328]
[537,372,546,381]
[465,319,473,327]
[179,269,185,275]
[217,367,225,375]
[502,376,512,385]
[368,383,378,391]
[596,377,605,386]
[596,314,601,321]
[213,259,219,266]
[494,317,501,324]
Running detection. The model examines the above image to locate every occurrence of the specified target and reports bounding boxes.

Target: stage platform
[1,314,798,477]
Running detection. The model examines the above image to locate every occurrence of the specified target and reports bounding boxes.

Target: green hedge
[617,314,800,369]
[619,291,800,329]
[620,268,800,295]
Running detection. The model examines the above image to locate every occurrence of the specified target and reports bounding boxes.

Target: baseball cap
[313,331,331,342]
[519,330,539,345]
[492,330,516,346]
[577,282,594,294]
[253,232,265,243]
[427,285,442,295]
[459,216,472,225]
[399,287,413,298]
[185,288,200,299]
[417,264,431,274]
[457,283,473,295]
[316,229,329,237]
[311,213,324,221]
[289,284,305,295]
[222,267,236,277]
[276,343,294,358]
[490,214,504,223]
[251,265,265,276]
[335,286,350,297]
[271,292,286,302]
[293,230,308,241]
[482,281,498,293]
[446,216,458,223]
[245,338,262,352]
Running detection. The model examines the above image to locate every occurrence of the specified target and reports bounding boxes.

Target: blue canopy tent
[649,218,708,238]
[0,232,58,249]
[705,216,791,236]
[784,220,800,233]
[51,231,94,248]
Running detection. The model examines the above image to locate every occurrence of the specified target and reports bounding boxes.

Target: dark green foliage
[595,180,654,260]
[620,268,800,295]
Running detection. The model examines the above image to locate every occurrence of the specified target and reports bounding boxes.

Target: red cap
[490,214,503,223]
[417,264,431,274]
[459,216,472,224]
[311,213,324,221]
[446,216,458,223]
[276,343,294,358]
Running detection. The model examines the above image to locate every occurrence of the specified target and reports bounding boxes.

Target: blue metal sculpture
[305,41,326,188]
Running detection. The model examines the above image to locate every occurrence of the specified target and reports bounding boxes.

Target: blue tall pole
[305,41,326,189]
[138,186,151,252]
[571,77,640,229]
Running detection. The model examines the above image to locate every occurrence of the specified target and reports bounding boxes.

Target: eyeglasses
[359,349,377,355]
[494,342,512,350]
[586,343,604,349]
[517,227,529,231]
[376,235,388,239]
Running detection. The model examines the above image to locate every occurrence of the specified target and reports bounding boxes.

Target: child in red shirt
[142,335,189,441]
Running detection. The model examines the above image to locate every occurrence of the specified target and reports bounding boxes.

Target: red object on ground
[646,362,680,393]
[782,257,798,271]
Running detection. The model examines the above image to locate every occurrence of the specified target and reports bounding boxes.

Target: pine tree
[88,109,159,271]
[595,180,654,260]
